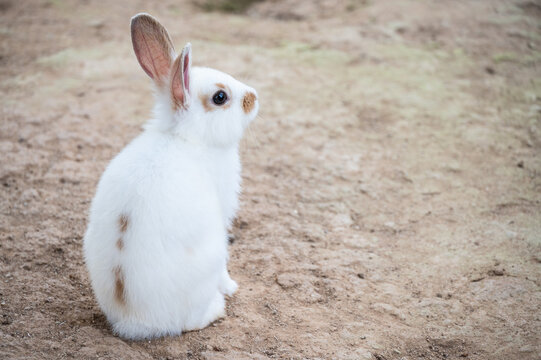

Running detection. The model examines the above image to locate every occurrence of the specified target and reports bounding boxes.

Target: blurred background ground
[0,0,540,359]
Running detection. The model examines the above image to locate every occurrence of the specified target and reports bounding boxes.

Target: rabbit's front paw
[219,271,238,296]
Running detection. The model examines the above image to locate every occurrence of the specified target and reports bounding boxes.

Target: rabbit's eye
[212,90,228,105]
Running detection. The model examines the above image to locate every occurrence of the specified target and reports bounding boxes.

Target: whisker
[243,125,261,149]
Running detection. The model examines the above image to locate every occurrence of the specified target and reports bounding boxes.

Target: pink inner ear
[171,55,184,107]
[183,54,190,93]
[131,17,174,84]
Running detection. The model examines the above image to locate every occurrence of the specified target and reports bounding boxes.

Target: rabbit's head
[131,13,258,147]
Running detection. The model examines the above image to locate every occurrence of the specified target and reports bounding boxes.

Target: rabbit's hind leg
[184,291,225,331]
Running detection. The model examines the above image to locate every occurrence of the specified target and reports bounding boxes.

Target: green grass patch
[492,52,519,63]
[196,0,263,14]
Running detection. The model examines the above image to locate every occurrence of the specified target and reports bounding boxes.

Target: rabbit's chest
[206,149,241,227]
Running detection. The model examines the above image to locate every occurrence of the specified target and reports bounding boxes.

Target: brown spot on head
[199,92,214,112]
[116,238,124,251]
[113,266,126,306]
[242,92,256,114]
[118,214,129,233]
[199,86,232,113]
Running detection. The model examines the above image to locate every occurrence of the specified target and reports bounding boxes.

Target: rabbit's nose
[242,91,257,114]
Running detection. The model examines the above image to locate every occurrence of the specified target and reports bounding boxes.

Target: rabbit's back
[83,131,228,338]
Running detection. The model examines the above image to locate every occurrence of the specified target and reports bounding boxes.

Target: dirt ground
[0,0,540,359]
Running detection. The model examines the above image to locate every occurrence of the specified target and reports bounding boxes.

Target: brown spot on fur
[199,92,214,112]
[116,238,124,250]
[199,90,232,112]
[242,92,256,114]
[113,266,126,305]
[118,214,129,233]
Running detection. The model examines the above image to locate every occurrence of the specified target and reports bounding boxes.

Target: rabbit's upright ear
[131,13,175,86]
[171,43,192,110]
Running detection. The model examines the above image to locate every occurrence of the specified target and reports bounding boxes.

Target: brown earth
[1,0,540,359]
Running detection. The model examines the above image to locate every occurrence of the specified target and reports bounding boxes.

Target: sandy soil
[1,0,540,359]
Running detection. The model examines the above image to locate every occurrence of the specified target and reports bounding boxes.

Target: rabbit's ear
[171,43,192,109]
[131,13,175,86]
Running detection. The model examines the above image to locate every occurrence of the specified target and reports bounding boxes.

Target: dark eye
[212,90,228,105]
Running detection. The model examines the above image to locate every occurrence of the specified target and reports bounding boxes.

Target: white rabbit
[83,13,258,340]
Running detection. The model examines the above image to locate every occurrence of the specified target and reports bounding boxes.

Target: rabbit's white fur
[83,14,257,340]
